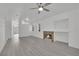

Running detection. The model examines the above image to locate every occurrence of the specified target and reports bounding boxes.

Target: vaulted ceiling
[0,3,79,23]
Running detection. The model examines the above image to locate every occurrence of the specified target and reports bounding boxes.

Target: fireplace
[43,31,54,42]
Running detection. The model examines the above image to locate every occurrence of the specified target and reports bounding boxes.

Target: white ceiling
[0,3,79,22]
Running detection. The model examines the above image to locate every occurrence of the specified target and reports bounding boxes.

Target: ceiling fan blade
[30,7,38,9]
[43,3,52,7]
[43,8,50,12]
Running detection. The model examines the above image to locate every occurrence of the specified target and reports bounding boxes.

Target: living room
[0,2,79,56]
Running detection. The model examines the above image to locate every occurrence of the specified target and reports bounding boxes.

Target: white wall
[19,23,32,37]
[0,19,6,53]
[50,13,69,43]
[54,19,69,30]
[5,18,11,40]
[54,32,69,43]
[68,9,79,49]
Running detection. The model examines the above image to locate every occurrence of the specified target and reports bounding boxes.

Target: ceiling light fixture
[38,7,43,11]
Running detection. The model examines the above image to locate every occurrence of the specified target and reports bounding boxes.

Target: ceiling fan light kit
[38,7,43,11]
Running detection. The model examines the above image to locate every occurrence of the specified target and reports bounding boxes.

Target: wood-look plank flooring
[0,36,79,56]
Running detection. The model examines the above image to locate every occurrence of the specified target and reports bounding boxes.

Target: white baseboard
[69,44,79,49]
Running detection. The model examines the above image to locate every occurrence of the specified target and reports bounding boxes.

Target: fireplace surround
[43,31,54,42]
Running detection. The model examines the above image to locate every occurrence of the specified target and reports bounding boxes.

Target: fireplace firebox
[43,31,54,42]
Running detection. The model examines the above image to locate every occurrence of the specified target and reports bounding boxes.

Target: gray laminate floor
[0,36,79,56]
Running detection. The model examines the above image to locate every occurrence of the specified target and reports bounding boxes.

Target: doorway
[11,16,19,43]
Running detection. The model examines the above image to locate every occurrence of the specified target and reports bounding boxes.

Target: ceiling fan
[30,3,52,14]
